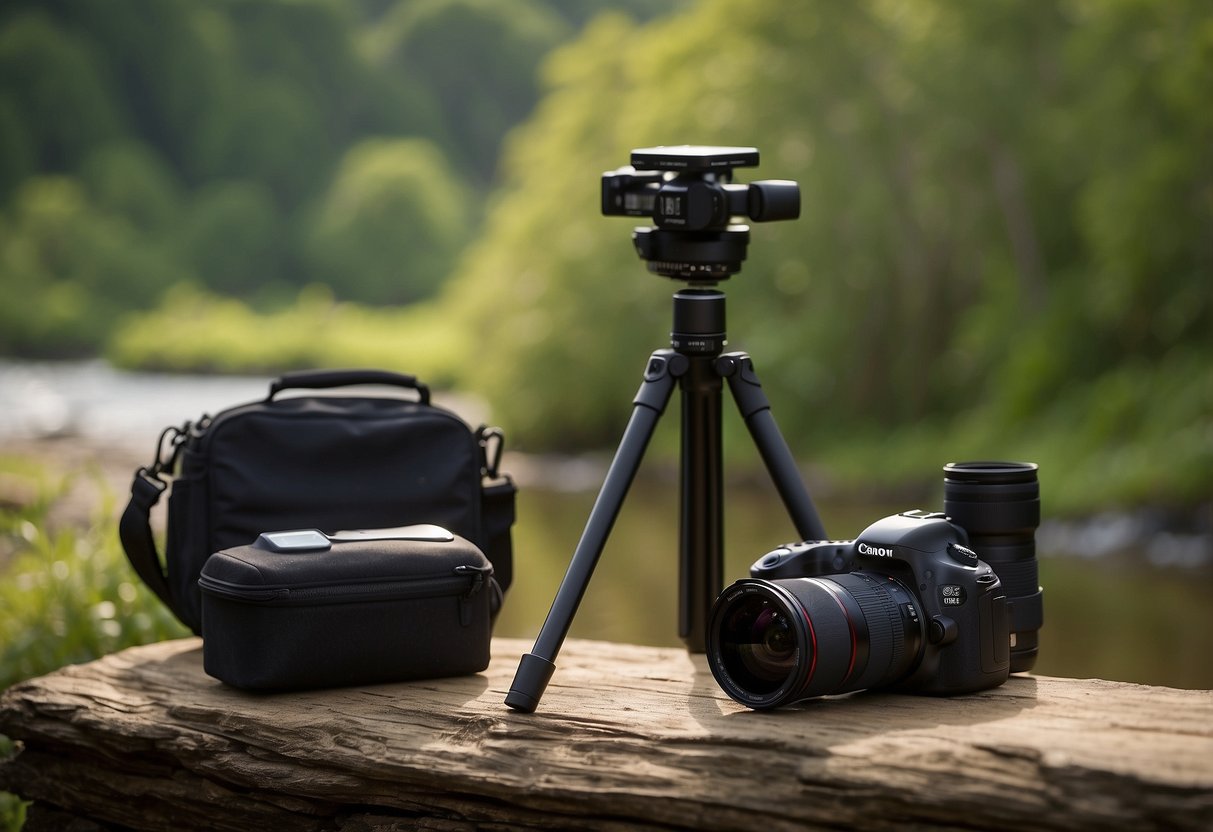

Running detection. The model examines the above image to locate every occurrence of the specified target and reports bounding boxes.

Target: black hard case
[198,531,497,691]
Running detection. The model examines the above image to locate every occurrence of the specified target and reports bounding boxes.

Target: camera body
[708,511,1011,709]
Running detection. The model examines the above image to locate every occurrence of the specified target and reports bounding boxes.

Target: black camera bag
[198,528,498,690]
[119,369,516,635]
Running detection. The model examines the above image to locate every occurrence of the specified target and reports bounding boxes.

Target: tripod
[505,240,828,713]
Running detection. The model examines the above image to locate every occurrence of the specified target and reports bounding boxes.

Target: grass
[0,461,189,830]
[0,733,27,831]
[0,785,29,832]
[0,470,188,691]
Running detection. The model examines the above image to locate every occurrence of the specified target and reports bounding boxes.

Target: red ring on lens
[805,578,859,684]
[789,593,819,687]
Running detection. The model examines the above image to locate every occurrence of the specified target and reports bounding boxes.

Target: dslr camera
[707,462,1042,710]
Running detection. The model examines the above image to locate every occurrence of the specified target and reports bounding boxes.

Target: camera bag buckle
[123,425,193,614]
[478,426,505,480]
[145,422,192,480]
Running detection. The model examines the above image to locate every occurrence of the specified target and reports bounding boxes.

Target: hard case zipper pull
[454,564,493,625]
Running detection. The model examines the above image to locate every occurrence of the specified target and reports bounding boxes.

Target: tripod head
[602,146,800,281]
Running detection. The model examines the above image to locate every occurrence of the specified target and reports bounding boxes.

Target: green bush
[0,781,29,832]
[0,731,26,831]
[302,138,474,304]
[106,282,467,385]
[0,463,188,692]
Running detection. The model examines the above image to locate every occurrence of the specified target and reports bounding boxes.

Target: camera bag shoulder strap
[119,410,203,622]
[119,466,176,615]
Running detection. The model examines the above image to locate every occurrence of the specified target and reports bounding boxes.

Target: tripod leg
[505,350,685,713]
[717,352,829,541]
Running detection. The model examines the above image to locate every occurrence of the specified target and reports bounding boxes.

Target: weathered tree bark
[1,637,1210,831]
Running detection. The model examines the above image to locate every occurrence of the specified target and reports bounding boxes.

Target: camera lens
[716,595,798,695]
[943,461,1041,673]
[707,574,924,709]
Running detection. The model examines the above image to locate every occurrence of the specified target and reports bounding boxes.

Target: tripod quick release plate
[630,146,760,172]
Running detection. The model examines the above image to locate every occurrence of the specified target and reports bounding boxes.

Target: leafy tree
[174,180,283,297]
[440,14,666,448]
[0,90,34,197]
[0,10,125,176]
[1,0,235,185]
[79,140,183,233]
[303,138,473,304]
[367,0,571,185]
[0,178,186,355]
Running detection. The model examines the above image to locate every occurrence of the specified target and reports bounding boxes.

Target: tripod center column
[670,287,728,651]
[671,289,726,356]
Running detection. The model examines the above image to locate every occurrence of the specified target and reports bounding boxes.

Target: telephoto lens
[707,575,924,709]
[942,461,1041,672]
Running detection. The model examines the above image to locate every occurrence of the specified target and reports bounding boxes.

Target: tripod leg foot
[505,653,557,713]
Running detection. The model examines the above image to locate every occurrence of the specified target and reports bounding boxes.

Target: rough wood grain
[1,637,1211,831]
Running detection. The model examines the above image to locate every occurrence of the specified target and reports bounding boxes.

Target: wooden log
[1,636,1210,831]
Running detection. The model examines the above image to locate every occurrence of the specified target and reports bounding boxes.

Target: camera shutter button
[947,542,978,566]
[760,550,787,569]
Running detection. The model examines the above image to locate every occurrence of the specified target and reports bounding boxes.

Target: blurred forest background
[1,0,1210,512]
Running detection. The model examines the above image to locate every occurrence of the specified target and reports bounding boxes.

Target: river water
[0,359,493,454]
[0,359,275,454]
[1,360,1210,689]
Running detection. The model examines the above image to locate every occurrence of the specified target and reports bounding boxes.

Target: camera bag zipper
[198,565,490,625]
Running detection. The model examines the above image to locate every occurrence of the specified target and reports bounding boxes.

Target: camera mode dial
[946,542,979,567]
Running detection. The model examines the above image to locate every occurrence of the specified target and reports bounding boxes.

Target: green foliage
[0,459,189,832]
[0,731,25,831]
[0,176,188,356]
[79,140,184,233]
[0,9,124,182]
[174,180,284,296]
[107,283,466,385]
[304,138,474,304]
[0,0,650,356]
[421,0,1212,506]
[0,784,29,832]
[0,463,189,691]
[366,0,572,185]
[438,13,674,448]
